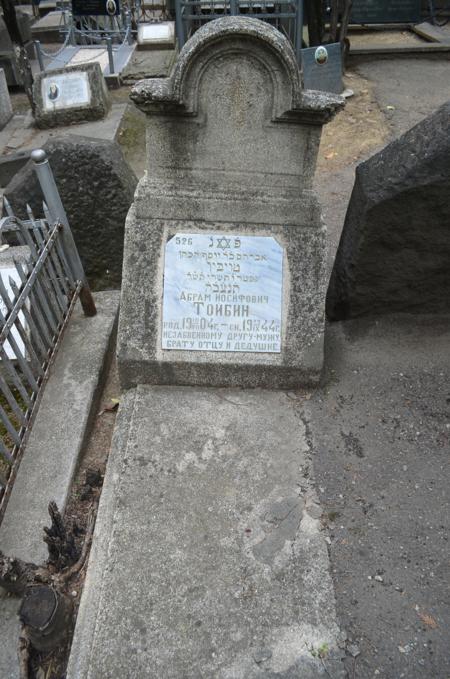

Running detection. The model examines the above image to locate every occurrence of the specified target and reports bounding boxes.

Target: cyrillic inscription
[162,234,283,353]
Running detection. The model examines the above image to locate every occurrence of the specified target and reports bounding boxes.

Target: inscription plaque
[42,72,90,112]
[162,234,283,353]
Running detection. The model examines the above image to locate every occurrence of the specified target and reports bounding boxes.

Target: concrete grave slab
[67,385,345,679]
[32,62,111,129]
[118,17,344,390]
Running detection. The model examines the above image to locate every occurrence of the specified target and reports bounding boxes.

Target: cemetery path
[308,316,450,679]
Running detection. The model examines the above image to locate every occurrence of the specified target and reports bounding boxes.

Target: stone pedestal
[118,17,343,390]
[0,68,13,130]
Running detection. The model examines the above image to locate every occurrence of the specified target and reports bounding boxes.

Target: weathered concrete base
[67,385,345,679]
[0,291,119,679]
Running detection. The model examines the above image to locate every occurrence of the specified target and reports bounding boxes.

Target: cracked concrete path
[67,386,345,679]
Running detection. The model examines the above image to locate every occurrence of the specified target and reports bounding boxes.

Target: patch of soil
[318,70,390,173]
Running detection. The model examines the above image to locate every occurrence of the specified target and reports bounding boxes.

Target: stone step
[67,385,345,679]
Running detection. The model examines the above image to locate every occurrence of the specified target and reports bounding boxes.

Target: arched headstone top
[131,17,343,125]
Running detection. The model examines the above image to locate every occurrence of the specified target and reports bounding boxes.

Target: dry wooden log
[43,501,79,570]
[18,633,30,679]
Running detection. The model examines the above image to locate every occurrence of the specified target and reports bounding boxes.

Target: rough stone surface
[4,136,137,289]
[326,99,450,320]
[0,68,13,131]
[0,291,119,679]
[119,17,344,390]
[32,62,110,129]
[67,386,345,679]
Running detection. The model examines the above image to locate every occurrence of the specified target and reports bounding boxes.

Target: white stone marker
[162,234,283,353]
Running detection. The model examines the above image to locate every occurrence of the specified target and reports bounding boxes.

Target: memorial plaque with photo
[42,71,91,112]
[302,43,343,95]
[351,0,421,24]
[162,234,283,353]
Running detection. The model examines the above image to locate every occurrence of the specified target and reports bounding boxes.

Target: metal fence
[174,0,303,63]
[0,149,96,523]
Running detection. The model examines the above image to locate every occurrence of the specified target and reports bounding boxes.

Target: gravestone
[326,100,450,320]
[302,42,343,95]
[118,17,343,390]
[32,62,110,129]
[0,68,13,130]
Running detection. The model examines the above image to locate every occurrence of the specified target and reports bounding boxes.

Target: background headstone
[4,136,137,289]
[0,68,13,130]
[32,62,111,129]
[302,42,343,95]
[118,17,343,389]
[326,100,450,320]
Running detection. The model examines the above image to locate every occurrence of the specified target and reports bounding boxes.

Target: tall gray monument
[118,17,343,389]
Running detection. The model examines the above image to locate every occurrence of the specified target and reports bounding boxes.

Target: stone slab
[0,68,13,131]
[67,385,345,679]
[32,62,110,129]
[0,103,127,160]
[121,48,176,81]
[31,10,66,43]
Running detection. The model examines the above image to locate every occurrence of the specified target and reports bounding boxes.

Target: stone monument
[118,17,343,389]
[32,62,111,129]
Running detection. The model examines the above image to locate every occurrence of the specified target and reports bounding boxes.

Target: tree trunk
[306,0,325,46]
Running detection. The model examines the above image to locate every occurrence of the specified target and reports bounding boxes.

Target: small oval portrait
[314,45,328,66]
[48,83,59,101]
[106,0,116,15]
